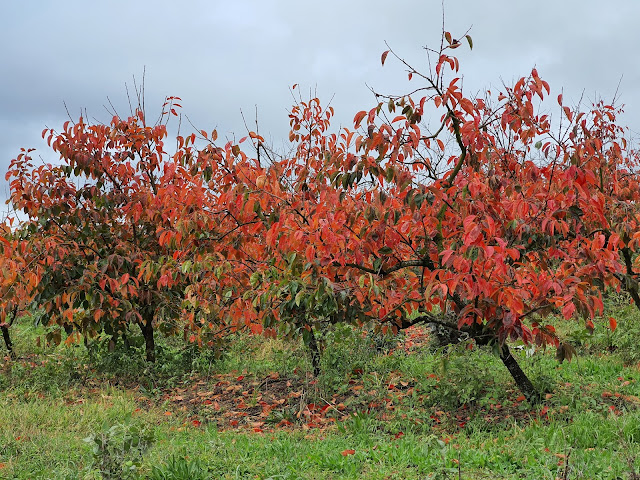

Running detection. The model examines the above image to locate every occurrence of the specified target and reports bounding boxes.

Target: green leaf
[465,34,473,50]
[385,167,395,183]
[373,258,382,272]
[302,328,311,345]
[250,272,262,287]
[568,205,584,218]
[295,290,305,307]
[181,260,192,274]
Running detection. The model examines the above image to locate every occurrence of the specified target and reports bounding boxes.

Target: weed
[149,453,209,480]
[83,422,154,479]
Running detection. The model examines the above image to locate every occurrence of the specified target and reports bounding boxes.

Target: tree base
[500,344,541,404]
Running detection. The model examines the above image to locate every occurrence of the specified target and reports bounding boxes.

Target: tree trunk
[306,328,321,377]
[500,343,541,404]
[138,319,156,363]
[1,325,14,359]
[2,306,18,359]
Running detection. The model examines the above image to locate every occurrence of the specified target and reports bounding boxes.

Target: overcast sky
[2,0,639,210]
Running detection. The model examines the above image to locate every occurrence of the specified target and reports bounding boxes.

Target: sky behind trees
[2,0,639,209]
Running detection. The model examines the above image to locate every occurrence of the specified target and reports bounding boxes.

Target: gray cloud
[2,0,639,209]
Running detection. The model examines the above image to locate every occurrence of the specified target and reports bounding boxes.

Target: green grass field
[2,301,640,479]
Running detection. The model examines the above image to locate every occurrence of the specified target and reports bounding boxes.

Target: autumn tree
[5,97,262,362]
[247,33,640,403]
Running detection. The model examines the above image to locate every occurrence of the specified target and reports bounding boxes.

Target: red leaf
[609,317,617,332]
[562,302,575,319]
[367,108,377,124]
[381,50,390,66]
[341,449,356,456]
[459,98,474,115]
[440,249,454,266]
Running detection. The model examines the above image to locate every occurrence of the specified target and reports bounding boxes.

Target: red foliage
[3,31,640,400]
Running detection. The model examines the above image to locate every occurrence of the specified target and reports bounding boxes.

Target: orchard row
[1,33,638,402]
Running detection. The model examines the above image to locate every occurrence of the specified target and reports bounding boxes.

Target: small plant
[425,344,507,410]
[149,454,209,480]
[366,328,400,354]
[83,422,153,479]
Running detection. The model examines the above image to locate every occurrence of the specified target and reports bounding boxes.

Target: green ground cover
[2,301,640,479]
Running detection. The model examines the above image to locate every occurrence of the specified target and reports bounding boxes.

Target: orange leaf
[353,111,367,128]
[609,317,617,332]
[341,449,356,456]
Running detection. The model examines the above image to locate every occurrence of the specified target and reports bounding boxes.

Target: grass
[2,302,640,478]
